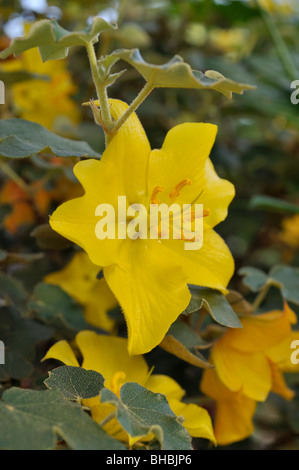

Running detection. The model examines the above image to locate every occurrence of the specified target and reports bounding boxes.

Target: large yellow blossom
[201,303,299,445]
[1,44,79,130]
[50,99,235,355]
[44,251,117,332]
[43,331,216,445]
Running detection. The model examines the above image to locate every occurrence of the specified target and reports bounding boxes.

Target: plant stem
[99,411,116,428]
[113,81,153,133]
[0,159,32,194]
[85,42,113,144]
[252,282,271,311]
[256,1,297,81]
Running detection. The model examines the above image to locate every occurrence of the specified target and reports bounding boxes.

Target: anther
[169,179,192,200]
[151,186,164,205]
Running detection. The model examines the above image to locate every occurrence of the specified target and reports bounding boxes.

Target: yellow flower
[201,367,257,446]
[279,214,299,250]
[50,99,235,355]
[209,28,249,56]
[42,331,216,445]
[201,302,299,445]
[1,43,79,130]
[44,251,117,332]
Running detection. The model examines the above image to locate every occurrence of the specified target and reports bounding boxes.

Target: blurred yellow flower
[279,214,299,249]
[201,303,299,445]
[209,28,250,58]
[44,251,117,332]
[1,40,79,130]
[256,0,295,15]
[50,99,235,355]
[43,331,216,445]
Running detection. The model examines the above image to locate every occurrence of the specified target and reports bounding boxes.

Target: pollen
[169,179,192,200]
[151,185,164,205]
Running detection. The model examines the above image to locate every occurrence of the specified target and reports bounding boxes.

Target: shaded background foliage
[0,0,299,450]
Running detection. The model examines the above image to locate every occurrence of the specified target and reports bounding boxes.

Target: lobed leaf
[239,265,299,306]
[238,266,270,293]
[101,382,192,450]
[0,388,125,450]
[44,366,104,401]
[111,48,255,98]
[0,18,116,62]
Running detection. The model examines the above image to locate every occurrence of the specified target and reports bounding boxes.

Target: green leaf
[0,388,125,450]
[238,266,270,292]
[0,119,100,159]
[111,48,255,98]
[269,265,299,306]
[44,366,104,401]
[239,265,299,306]
[101,382,192,450]
[249,195,299,214]
[0,270,27,312]
[0,18,116,62]
[185,287,242,328]
[0,306,53,381]
[160,321,213,369]
[29,283,88,332]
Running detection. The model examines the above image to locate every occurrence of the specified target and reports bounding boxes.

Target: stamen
[169,179,192,200]
[180,229,196,242]
[151,185,164,204]
[191,208,210,221]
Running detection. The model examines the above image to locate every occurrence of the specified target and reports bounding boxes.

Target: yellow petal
[212,340,272,401]
[145,374,185,401]
[148,123,217,205]
[41,340,79,367]
[84,279,117,332]
[169,398,216,443]
[222,307,295,354]
[44,251,100,305]
[215,396,256,446]
[161,228,234,294]
[201,368,256,445]
[199,159,235,229]
[269,362,294,401]
[90,402,128,442]
[201,367,236,401]
[267,331,299,373]
[102,99,151,202]
[104,240,191,355]
[75,331,149,387]
[50,159,123,267]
